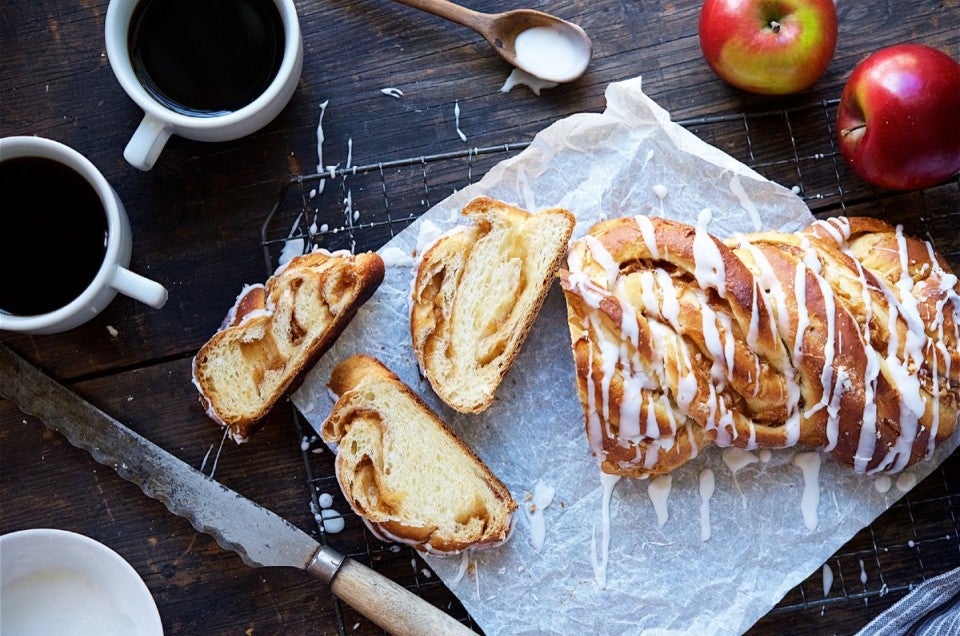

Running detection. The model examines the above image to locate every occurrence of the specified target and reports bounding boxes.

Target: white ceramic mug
[0,136,168,334]
[105,0,303,171]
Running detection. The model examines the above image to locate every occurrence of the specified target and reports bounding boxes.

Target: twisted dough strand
[560,216,959,477]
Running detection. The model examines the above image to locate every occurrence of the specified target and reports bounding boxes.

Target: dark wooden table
[2,0,958,633]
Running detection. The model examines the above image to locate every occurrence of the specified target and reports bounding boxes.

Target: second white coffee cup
[105,0,303,171]
[0,136,168,334]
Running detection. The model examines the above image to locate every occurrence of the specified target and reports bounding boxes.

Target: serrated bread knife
[0,343,473,636]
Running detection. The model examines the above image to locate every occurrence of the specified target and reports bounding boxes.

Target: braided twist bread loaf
[559,215,959,477]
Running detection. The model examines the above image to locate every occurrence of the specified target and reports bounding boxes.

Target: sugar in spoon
[387,0,592,83]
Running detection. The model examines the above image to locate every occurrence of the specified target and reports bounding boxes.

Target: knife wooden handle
[330,557,476,636]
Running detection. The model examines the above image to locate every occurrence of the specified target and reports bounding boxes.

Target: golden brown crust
[560,215,959,477]
[193,250,385,442]
[227,285,266,328]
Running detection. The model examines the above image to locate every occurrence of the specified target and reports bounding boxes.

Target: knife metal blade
[0,343,473,636]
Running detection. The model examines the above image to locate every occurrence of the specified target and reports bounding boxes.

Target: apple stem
[770,20,781,33]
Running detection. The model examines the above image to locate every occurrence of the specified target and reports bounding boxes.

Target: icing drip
[895,471,917,492]
[873,475,892,494]
[822,563,834,597]
[699,469,715,542]
[693,226,727,298]
[635,215,660,259]
[793,452,821,531]
[722,448,758,508]
[729,174,763,232]
[648,475,672,528]
[525,481,556,552]
[592,472,621,588]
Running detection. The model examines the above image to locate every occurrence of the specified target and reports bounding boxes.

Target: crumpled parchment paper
[292,77,960,635]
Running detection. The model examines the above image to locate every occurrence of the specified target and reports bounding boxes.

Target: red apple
[837,44,960,191]
[699,0,838,95]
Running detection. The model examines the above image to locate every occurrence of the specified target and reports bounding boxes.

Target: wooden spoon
[388,0,592,83]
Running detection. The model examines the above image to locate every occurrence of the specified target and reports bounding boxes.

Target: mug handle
[124,113,172,171]
[111,266,169,309]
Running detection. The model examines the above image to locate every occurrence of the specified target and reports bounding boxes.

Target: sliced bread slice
[410,196,575,413]
[321,354,517,554]
[192,250,384,442]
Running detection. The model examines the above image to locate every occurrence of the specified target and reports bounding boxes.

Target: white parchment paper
[291,77,960,634]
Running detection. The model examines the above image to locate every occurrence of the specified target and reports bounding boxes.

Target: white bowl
[0,528,163,635]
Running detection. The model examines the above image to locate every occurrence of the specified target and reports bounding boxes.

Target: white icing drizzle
[451,550,470,585]
[729,174,763,232]
[895,471,917,492]
[315,100,329,184]
[651,184,668,216]
[700,300,728,384]
[454,101,467,143]
[803,268,838,421]
[591,472,621,588]
[859,559,868,585]
[874,475,892,494]
[747,281,761,352]
[655,269,682,330]
[846,255,882,473]
[722,448,758,507]
[500,67,558,95]
[379,87,403,98]
[793,451,821,531]
[868,226,929,473]
[735,237,802,446]
[698,208,713,227]
[699,469,715,542]
[583,320,605,457]
[822,563,834,597]
[823,367,849,453]
[693,224,727,298]
[379,246,416,268]
[637,271,661,320]
[792,261,809,362]
[319,508,345,534]
[674,344,699,415]
[584,235,621,290]
[648,475,672,528]
[635,215,660,259]
[524,481,556,553]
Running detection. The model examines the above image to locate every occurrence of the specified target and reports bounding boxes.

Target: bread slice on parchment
[321,354,517,555]
[192,249,384,443]
[410,196,575,413]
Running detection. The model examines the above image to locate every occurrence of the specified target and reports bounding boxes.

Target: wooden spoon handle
[386,0,492,36]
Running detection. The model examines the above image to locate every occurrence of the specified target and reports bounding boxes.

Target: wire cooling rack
[261,99,960,635]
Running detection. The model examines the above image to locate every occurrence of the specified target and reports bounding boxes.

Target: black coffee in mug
[0,157,108,316]
[129,0,285,117]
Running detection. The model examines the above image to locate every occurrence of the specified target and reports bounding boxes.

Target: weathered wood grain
[2,0,959,632]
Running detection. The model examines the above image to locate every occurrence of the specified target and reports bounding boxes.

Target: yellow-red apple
[699,0,838,95]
